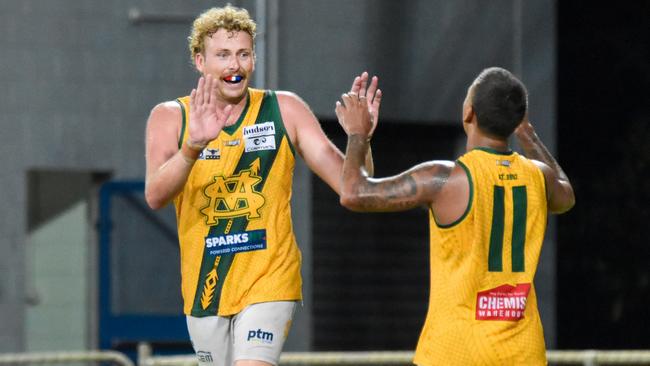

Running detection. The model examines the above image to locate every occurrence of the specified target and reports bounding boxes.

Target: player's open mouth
[224,75,243,84]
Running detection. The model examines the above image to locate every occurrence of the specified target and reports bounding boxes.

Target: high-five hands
[337,72,382,138]
[187,75,234,150]
[336,72,380,137]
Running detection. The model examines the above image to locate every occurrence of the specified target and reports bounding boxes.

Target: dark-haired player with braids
[336,67,574,365]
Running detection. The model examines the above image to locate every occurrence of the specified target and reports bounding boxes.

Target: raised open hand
[187,75,233,150]
[349,71,382,137]
[335,91,373,137]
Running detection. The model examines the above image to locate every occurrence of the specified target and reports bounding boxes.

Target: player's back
[414,147,548,366]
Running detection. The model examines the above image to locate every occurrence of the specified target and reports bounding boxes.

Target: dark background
[312,1,650,351]
[557,2,650,348]
[313,123,460,350]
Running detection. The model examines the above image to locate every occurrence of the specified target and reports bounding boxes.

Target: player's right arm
[144,101,193,210]
[340,149,453,212]
[514,118,575,214]
[145,76,233,210]
[336,92,453,212]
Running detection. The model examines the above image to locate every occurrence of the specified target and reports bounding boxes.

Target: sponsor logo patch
[224,139,240,146]
[196,351,213,363]
[244,122,276,152]
[476,283,531,321]
[199,148,220,160]
[243,122,275,138]
[204,229,267,256]
[247,328,274,344]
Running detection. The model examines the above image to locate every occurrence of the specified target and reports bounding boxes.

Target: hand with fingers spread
[187,75,234,151]
[348,71,382,137]
[336,91,374,138]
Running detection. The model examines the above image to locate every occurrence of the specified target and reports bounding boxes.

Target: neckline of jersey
[473,146,514,156]
[222,89,252,135]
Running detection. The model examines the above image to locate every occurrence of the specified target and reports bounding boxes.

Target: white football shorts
[187,301,297,366]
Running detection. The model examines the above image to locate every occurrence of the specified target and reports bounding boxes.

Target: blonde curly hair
[188,5,257,66]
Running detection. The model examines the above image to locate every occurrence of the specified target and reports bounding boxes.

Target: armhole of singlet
[175,98,186,150]
[434,160,474,228]
[264,90,296,157]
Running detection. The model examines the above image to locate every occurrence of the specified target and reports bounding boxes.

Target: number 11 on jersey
[488,185,527,272]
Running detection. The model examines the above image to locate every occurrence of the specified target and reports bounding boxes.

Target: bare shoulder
[148,100,183,126]
[275,90,308,107]
[413,160,455,174]
[145,100,184,155]
[530,158,550,171]
[432,160,469,199]
[529,159,556,181]
[401,160,456,200]
[405,160,456,182]
[146,101,184,145]
[430,160,471,224]
[275,91,313,120]
[274,91,319,145]
[449,159,469,176]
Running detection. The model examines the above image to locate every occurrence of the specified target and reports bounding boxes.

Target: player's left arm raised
[279,72,381,195]
[278,91,345,193]
[515,118,575,214]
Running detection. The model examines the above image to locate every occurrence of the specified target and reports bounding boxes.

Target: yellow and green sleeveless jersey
[413,147,548,366]
[173,88,301,317]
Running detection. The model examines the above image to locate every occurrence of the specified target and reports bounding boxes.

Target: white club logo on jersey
[244,122,276,152]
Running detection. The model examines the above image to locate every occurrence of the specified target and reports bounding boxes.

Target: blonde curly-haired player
[144,5,382,366]
[337,67,575,366]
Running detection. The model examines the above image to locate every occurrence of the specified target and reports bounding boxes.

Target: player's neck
[466,133,510,153]
[219,90,249,125]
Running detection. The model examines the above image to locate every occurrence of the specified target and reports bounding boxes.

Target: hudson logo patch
[200,159,265,225]
[244,122,276,152]
[243,122,275,137]
[476,283,531,321]
[204,229,267,256]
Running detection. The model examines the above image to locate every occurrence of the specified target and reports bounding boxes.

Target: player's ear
[462,103,474,124]
[195,52,205,73]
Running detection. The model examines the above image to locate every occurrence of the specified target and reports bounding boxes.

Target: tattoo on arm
[518,130,574,212]
[355,165,449,211]
[385,175,417,199]
[343,133,454,211]
[430,167,451,197]
[521,134,570,182]
[358,174,419,210]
